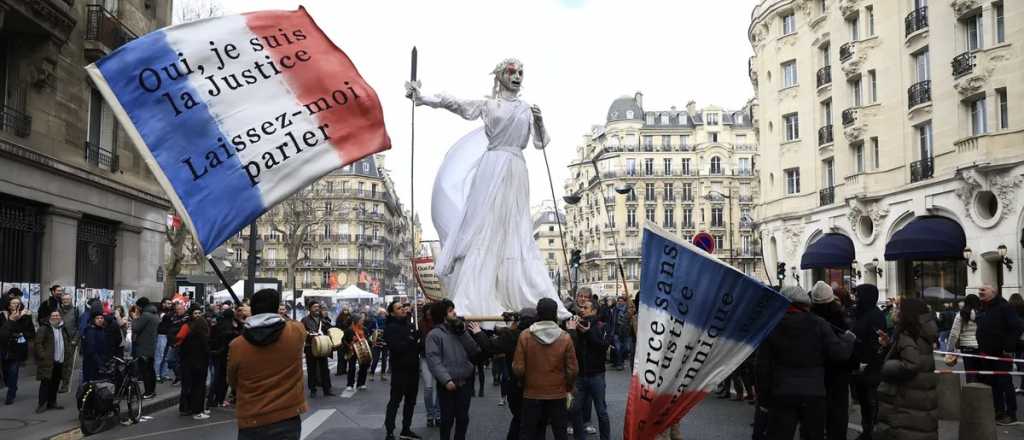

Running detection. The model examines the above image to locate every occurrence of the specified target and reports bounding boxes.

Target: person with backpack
[875,297,939,439]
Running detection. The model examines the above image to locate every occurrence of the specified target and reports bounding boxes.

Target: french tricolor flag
[624,224,788,440]
[86,7,390,254]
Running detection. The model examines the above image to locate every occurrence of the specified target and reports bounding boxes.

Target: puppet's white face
[498,63,523,94]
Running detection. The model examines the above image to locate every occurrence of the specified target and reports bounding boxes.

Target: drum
[354,338,372,365]
[312,335,334,358]
[328,328,345,349]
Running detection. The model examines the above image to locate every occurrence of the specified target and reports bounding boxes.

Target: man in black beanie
[424,299,480,440]
[513,297,578,440]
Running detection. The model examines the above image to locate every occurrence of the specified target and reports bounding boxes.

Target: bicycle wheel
[124,380,143,423]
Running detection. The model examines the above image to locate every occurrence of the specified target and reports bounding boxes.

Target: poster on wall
[99,289,114,306]
[27,284,40,313]
[120,290,137,309]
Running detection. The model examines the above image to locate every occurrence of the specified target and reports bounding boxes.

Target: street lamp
[998,244,1014,271]
[963,247,978,273]
[870,257,883,277]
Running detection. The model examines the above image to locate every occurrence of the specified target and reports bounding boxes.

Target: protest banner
[624,223,789,440]
[85,7,390,254]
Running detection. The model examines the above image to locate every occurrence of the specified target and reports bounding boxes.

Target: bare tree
[267,183,330,293]
[173,0,224,25]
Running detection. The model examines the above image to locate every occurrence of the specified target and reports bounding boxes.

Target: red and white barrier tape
[934,350,1024,364]
[934,369,1024,376]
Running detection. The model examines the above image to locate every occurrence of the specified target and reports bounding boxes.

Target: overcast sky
[220,0,759,240]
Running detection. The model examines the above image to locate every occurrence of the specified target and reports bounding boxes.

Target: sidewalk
[1,362,180,440]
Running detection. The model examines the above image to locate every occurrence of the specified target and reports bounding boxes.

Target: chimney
[670,106,677,111]
[686,100,697,116]
[634,91,644,110]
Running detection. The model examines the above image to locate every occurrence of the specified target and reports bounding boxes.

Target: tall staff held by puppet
[406,58,569,320]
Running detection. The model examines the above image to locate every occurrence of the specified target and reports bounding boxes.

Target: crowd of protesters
[2,280,1024,440]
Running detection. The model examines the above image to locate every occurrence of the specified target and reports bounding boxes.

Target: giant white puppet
[406,59,569,319]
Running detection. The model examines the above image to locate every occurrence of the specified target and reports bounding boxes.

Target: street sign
[692,232,716,254]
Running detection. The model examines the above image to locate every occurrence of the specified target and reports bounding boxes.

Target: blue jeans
[571,374,610,440]
[613,334,633,368]
[420,357,439,418]
[2,356,20,403]
[938,331,950,352]
[155,335,168,378]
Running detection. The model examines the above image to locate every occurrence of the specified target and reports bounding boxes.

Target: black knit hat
[537,298,558,322]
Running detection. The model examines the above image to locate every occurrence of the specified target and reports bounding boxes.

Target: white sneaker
[202,410,211,415]
[358,385,368,390]
[345,386,354,391]
[585,425,597,435]
[497,398,505,406]
[192,413,210,420]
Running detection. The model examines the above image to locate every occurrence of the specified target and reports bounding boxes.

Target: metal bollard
[959,382,996,440]
[936,373,961,420]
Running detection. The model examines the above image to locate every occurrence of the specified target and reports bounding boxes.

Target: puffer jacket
[946,310,978,351]
[876,314,939,440]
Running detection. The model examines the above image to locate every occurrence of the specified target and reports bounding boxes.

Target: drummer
[342,313,371,392]
[301,301,335,398]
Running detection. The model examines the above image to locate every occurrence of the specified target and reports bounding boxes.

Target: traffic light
[776,262,786,281]
[570,249,582,268]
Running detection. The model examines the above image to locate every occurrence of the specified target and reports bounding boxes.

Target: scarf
[51,324,65,364]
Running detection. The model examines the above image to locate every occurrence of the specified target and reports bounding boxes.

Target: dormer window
[661,114,670,125]
[706,113,720,125]
[646,114,655,125]
[626,110,634,119]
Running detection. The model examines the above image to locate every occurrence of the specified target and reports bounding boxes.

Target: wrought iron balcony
[819,186,835,206]
[842,109,857,127]
[910,157,934,183]
[839,42,855,63]
[818,125,834,146]
[908,80,932,109]
[0,104,31,137]
[85,5,137,54]
[84,141,119,171]
[905,6,928,36]
[952,52,975,78]
[816,65,832,88]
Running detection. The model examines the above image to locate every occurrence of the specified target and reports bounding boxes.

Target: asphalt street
[88,365,759,440]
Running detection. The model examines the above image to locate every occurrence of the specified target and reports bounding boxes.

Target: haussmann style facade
[749,0,1024,298]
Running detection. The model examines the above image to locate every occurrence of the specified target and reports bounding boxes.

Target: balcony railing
[908,80,932,109]
[839,42,855,63]
[816,65,832,88]
[819,186,835,206]
[910,157,934,183]
[842,108,857,127]
[905,6,928,36]
[952,52,975,78]
[0,104,31,137]
[818,125,834,146]
[85,5,137,52]
[84,141,119,171]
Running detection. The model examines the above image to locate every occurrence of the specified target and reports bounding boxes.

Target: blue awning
[884,216,966,261]
[800,233,855,269]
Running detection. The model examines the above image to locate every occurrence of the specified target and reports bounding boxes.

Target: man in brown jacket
[512,297,578,440]
[228,289,308,440]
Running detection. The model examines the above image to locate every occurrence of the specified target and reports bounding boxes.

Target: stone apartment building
[0,0,172,298]
[562,94,765,298]
[532,206,568,292]
[750,0,1023,297]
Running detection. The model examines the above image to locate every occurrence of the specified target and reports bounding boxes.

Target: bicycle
[77,356,144,436]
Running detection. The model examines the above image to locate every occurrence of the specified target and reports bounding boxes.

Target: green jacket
[34,323,75,381]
